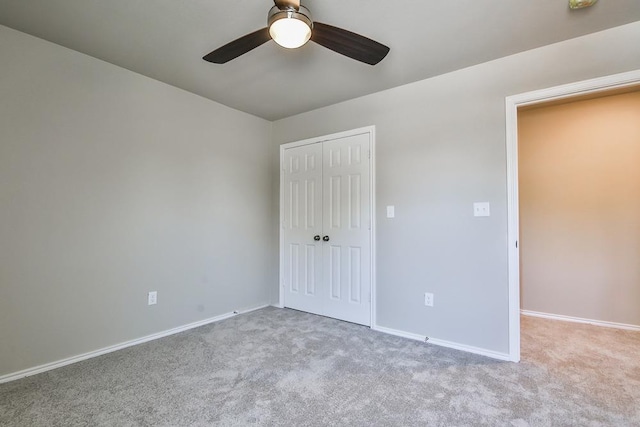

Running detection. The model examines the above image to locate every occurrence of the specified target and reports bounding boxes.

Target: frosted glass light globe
[269,18,311,49]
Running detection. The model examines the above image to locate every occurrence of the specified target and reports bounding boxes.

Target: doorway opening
[505,70,640,362]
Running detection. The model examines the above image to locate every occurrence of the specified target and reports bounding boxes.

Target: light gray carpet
[1,307,639,426]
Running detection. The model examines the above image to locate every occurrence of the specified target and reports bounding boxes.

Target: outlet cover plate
[148,291,157,305]
[424,292,434,307]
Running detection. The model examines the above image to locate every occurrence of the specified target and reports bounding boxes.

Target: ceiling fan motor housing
[268,5,313,29]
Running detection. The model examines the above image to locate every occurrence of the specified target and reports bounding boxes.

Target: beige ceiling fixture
[569,0,599,9]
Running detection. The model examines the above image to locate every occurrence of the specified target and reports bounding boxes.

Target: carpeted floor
[1,307,639,426]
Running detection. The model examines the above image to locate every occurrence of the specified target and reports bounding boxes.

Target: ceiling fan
[202,0,390,66]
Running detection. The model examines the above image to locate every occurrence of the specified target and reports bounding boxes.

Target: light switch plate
[386,205,395,218]
[473,202,490,217]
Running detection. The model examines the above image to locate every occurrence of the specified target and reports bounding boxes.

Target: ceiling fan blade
[203,27,271,64]
[311,22,390,65]
[274,0,300,10]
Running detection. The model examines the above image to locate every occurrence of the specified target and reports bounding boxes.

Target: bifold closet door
[282,132,371,326]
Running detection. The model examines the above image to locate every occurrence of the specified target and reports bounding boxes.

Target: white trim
[505,69,640,363]
[279,140,285,308]
[278,126,375,150]
[369,127,377,328]
[507,70,640,107]
[505,89,521,363]
[0,304,269,384]
[521,310,640,332]
[426,338,511,362]
[278,126,377,327]
[372,325,511,361]
[372,325,426,342]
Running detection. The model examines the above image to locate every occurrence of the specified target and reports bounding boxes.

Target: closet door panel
[282,143,324,315]
[322,133,371,325]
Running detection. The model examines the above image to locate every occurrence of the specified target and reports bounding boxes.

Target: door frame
[505,69,640,362]
[278,126,377,327]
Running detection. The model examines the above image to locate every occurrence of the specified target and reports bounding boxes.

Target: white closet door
[282,132,371,326]
[322,134,371,325]
[282,143,324,316]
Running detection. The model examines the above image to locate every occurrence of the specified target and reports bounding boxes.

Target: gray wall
[2,21,640,377]
[0,25,273,377]
[272,22,640,355]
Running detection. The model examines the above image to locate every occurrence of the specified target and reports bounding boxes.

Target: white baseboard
[0,304,270,384]
[372,325,426,342]
[521,310,640,332]
[372,325,512,362]
[426,337,512,361]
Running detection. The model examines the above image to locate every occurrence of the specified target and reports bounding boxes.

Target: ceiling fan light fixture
[268,6,312,49]
[203,2,389,65]
[569,0,598,9]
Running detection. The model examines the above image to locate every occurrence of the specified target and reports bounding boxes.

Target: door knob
[322,236,330,242]
[314,235,321,241]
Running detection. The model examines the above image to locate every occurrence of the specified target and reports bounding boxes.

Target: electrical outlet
[148,291,157,306]
[424,292,434,307]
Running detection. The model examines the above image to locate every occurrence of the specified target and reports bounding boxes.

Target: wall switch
[148,291,157,305]
[473,202,491,217]
[386,205,395,218]
[424,292,434,307]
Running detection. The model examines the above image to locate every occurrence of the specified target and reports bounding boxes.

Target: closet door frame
[278,126,377,327]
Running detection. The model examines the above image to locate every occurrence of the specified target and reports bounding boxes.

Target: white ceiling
[1,0,639,120]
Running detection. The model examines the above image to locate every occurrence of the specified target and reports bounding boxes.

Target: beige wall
[519,90,640,326]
